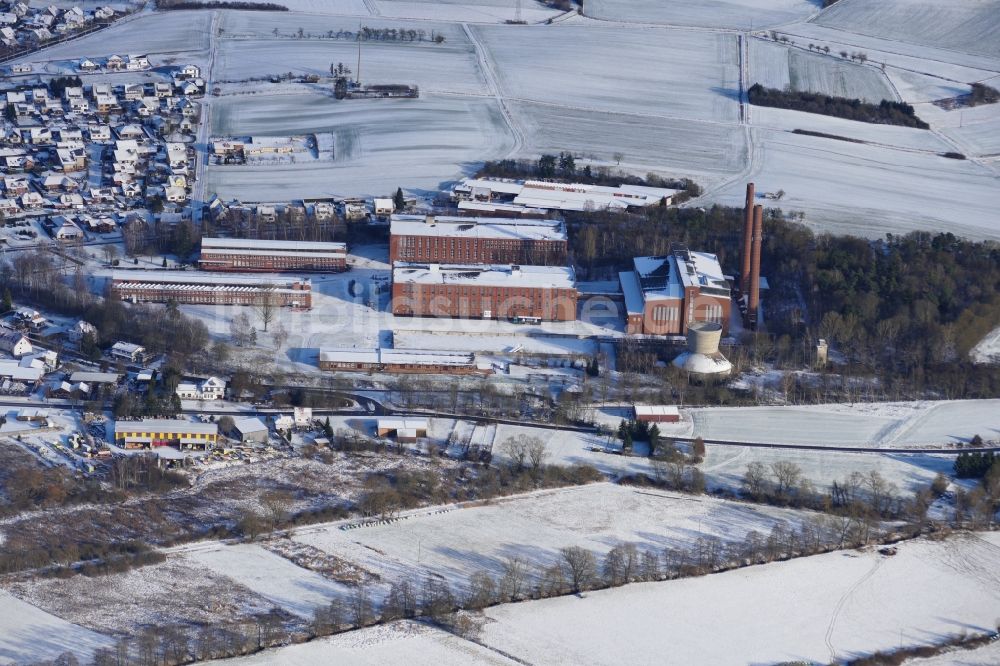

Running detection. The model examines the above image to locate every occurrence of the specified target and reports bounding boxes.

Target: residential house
[109,341,145,363]
[0,329,32,357]
[175,376,226,401]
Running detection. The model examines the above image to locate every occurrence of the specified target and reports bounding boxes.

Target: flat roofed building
[620,245,730,336]
[390,214,567,266]
[392,263,577,322]
[110,271,312,309]
[232,416,268,443]
[113,418,218,450]
[452,178,678,212]
[198,237,347,273]
[319,347,491,375]
[633,405,680,423]
[377,418,428,442]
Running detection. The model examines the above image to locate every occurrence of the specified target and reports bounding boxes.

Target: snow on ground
[750,38,897,102]
[582,0,820,30]
[182,543,351,618]
[970,326,1000,365]
[904,640,1000,665]
[209,620,515,665]
[689,401,1000,448]
[715,127,1000,240]
[10,10,212,62]
[206,92,511,200]
[0,589,113,665]
[216,39,486,95]
[478,532,1000,666]
[510,101,748,178]
[294,482,818,594]
[220,11,471,42]
[375,0,561,24]
[231,0,371,13]
[813,0,1000,60]
[475,24,740,122]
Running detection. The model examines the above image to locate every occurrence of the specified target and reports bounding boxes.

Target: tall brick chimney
[740,182,755,294]
[748,204,763,327]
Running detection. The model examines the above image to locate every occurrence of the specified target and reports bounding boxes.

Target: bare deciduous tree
[560,546,597,593]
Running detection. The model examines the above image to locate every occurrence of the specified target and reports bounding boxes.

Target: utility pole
[515,0,522,22]
[356,21,362,85]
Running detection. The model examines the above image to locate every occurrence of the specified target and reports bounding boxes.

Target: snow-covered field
[971,326,1000,365]
[478,532,1000,665]
[0,590,114,665]
[183,543,350,618]
[475,24,740,122]
[750,39,896,102]
[689,401,1000,448]
[294,483,816,593]
[210,620,514,665]
[582,0,820,30]
[814,0,1000,59]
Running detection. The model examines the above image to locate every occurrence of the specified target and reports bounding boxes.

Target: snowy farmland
[581,0,821,30]
[211,620,515,665]
[477,532,1000,666]
[814,0,1000,59]
[293,483,821,594]
[0,590,114,665]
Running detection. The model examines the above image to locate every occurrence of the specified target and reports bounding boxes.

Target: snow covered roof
[320,348,476,367]
[0,360,42,381]
[114,419,217,435]
[455,178,678,212]
[111,271,309,294]
[69,371,119,383]
[618,271,645,316]
[390,215,566,242]
[634,405,679,418]
[200,237,346,253]
[393,263,576,290]
[233,416,268,434]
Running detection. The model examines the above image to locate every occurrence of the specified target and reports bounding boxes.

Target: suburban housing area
[0,0,998,665]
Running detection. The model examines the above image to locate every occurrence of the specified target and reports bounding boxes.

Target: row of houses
[1,4,116,53]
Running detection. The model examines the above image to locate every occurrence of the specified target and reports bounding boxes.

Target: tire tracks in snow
[824,556,883,662]
[462,23,524,159]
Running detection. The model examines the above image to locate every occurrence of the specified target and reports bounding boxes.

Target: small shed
[233,417,268,444]
[373,198,394,217]
[633,405,680,423]
[377,418,428,443]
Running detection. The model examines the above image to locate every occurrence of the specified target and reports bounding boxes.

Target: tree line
[748,83,929,128]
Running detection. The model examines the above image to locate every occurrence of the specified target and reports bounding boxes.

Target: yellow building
[114,419,218,450]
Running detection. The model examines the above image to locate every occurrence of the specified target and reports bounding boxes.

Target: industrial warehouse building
[389,214,567,266]
[319,347,492,375]
[391,263,578,322]
[619,245,731,336]
[451,178,678,212]
[110,272,313,309]
[113,419,218,450]
[198,237,347,273]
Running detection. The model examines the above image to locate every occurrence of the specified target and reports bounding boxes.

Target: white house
[109,341,145,362]
[176,376,225,401]
[0,329,32,357]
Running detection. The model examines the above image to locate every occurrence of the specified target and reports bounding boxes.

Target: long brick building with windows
[111,271,313,309]
[391,263,577,321]
[619,245,731,336]
[389,215,567,266]
[198,237,347,272]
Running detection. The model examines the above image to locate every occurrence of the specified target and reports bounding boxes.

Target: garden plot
[182,543,351,618]
[0,590,113,665]
[206,92,512,200]
[473,24,741,122]
[510,101,747,178]
[814,0,1000,60]
[9,10,212,62]
[216,39,486,96]
[715,127,1000,240]
[750,39,896,102]
[294,483,817,594]
[210,620,516,665]
[478,532,1000,666]
[582,0,819,30]
[1,560,279,642]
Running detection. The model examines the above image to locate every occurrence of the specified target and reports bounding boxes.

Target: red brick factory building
[198,237,347,272]
[619,244,731,336]
[111,272,313,309]
[389,214,567,266]
[391,263,577,321]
